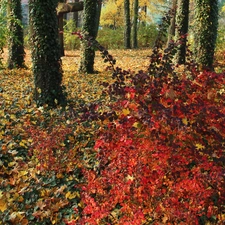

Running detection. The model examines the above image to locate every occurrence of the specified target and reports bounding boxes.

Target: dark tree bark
[79,0,101,74]
[194,0,218,70]
[124,0,131,49]
[29,0,65,107]
[7,0,25,69]
[132,0,138,48]
[57,1,84,57]
[58,14,65,56]
[175,0,189,64]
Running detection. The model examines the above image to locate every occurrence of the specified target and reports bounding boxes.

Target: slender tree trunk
[124,0,131,49]
[29,0,65,107]
[58,14,65,56]
[7,0,25,69]
[175,0,189,64]
[94,0,102,37]
[79,0,101,74]
[194,0,218,70]
[57,1,84,57]
[167,0,177,46]
[132,0,138,48]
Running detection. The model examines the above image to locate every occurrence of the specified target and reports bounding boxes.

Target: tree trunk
[167,0,177,46]
[57,1,84,57]
[29,0,65,107]
[175,0,189,64]
[194,0,218,70]
[132,0,138,48]
[124,0,131,49]
[7,0,25,69]
[58,14,65,56]
[79,0,100,74]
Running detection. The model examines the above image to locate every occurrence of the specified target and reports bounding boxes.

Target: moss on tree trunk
[29,0,65,107]
[124,0,131,49]
[194,0,218,70]
[132,0,138,48]
[175,0,189,64]
[79,0,99,74]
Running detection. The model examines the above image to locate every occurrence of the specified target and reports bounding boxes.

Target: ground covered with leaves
[0,48,225,225]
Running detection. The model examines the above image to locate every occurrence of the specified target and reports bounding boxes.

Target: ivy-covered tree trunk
[194,0,218,70]
[132,0,138,48]
[175,0,189,64]
[29,0,65,107]
[79,0,100,74]
[7,0,25,69]
[124,0,131,49]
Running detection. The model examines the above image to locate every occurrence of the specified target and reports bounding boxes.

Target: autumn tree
[7,0,25,69]
[194,0,219,70]
[29,0,65,106]
[79,0,101,73]
[175,0,189,64]
[132,0,138,48]
[124,0,131,49]
[100,0,123,28]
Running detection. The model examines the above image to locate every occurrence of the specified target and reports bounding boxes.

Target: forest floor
[0,48,225,224]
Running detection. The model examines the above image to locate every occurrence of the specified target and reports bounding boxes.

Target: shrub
[97,25,158,50]
[137,24,158,48]
[97,27,124,49]
[71,10,225,225]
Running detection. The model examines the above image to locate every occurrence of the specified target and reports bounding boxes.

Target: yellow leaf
[182,118,188,125]
[9,211,25,221]
[19,140,27,147]
[8,161,16,167]
[0,198,7,212]
[19,170,28,176]
[133,122,141,128]
[122,108,130,116]
[195,143,205,150]
[65,191,79,199]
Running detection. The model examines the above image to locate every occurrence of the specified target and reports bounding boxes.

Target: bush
[137,24,158,48]
[69,13,225,224]
[97,27,124,49]
[97,24,158,49]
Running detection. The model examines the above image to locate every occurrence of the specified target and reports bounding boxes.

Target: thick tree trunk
[124,0,131,49]
[29,0,65,107]
[194,0,218,70]
[132,0,138,48]
[175,0,189,64]
[79,0,100,74]
[7,0,25,69]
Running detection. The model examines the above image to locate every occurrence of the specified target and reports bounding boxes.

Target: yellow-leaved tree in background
[100,0,167,29]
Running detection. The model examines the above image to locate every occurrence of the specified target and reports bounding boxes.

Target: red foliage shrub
[79,70,225,224]
[27,119,79,173]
